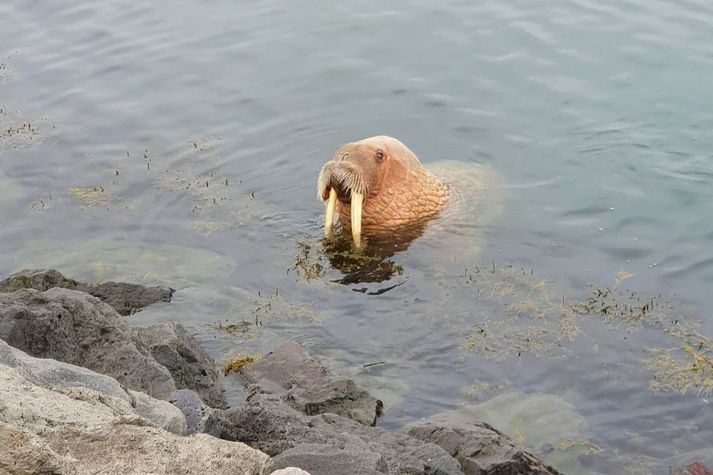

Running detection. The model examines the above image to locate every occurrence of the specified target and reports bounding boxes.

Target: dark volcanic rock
[168,389,221,437]
[671,462,713,475]
[0,287,176,398]
[240,341,382,426]
[0,269,173,315]
[407,422,562,475]
[76,281,173,316]
[219,392,463,475]
[134,322,226,408]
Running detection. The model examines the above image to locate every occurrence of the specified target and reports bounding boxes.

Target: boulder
[134,322,226,408]
[219,392,463,475]
[0,287,176,399]
[0,358,268,475]
[128,389,187,436]
[0,338,185,435]
[0,268,173,315]
[168,389,221,437]
[0,422,73,474]
[0,268,79,292]
[407,422,563,475]
[240,341,382,426]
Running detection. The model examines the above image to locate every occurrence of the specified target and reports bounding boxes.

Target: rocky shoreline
[0,269,709,475]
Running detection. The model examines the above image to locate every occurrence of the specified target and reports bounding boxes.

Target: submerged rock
[0,268,173,315]
[671,462,713,475]
[240,341,383,426]
[408,422,563,475]
[134,322,226,408]
[0,287,177,398]
[224,341,564,475]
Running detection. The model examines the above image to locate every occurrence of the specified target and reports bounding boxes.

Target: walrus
[317,136,449,248]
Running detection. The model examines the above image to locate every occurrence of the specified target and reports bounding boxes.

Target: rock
[128,389,187,436]
[269,468,313,475]
[168,389,222,437]
[0,422,73,474]
[407,422,562,475]
[134,322,226,408]
[0,268,78,292]
[75,281,174,316]
[0,287,177,399]
[0,358,269,475]
[0,338,185,435]
[671,462,713,475]
[220,392,463,475]
[240,341,382,426]
[0,268,173,315]
[270,442,387,475]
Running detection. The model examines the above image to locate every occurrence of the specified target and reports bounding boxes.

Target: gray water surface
[2,0,713,473]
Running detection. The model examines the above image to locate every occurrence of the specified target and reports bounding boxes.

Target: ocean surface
[2,0,713,472]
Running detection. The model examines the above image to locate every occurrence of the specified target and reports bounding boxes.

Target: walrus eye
[375,150,385,162]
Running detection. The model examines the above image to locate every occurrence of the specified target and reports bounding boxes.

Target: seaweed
[222,354,261,376]
[647,331,713,397]
[557,439,603,456]
[460,263,713,398]
[290,236,404,285]
[69,186,111,207]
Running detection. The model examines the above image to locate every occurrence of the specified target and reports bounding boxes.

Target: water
[2,0,713,472]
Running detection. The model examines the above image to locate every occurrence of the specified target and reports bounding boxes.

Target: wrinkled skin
[317,136,448,247]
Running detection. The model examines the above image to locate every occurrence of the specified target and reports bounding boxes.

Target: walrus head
[317,136,448,248]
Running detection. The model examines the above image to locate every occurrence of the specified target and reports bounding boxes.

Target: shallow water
[2,0,713,472]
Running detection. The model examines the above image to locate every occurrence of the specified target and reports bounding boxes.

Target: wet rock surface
[0,268,173,315]
[220,392,463,475]
[220,341,567,475]
[134,321,226,408]
[408,422,563,475]
[240,341,383,426]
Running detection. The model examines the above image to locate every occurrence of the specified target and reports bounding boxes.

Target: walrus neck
[336,167,448,234]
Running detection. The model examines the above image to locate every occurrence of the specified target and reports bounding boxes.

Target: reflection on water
[2,0,713,472]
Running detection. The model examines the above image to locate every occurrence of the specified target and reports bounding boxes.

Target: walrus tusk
[324,188,337,236]
[351,191,363,248]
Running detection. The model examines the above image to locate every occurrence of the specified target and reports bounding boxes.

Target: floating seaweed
[69,186,112,207]
[647,330,713,397]
[222,354,261,376]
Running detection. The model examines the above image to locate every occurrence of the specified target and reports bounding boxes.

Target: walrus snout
[317,161,369,202]
[317,160,368,247]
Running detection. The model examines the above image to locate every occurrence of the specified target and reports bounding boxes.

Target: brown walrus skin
[317,136,448,246]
